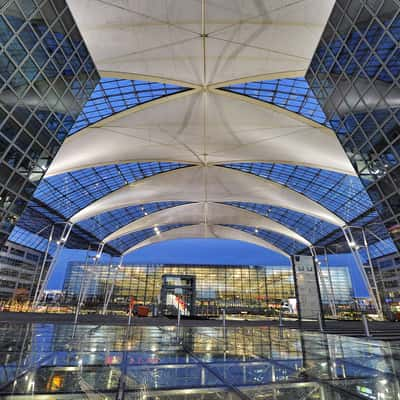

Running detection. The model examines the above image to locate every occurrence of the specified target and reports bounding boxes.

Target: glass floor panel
[0,323,399,399]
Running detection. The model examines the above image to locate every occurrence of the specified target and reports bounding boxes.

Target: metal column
[342,225,382,318]
[33,222,73,308]
[310,246,337,318]
[74,242,104,324]
[102,255,124,315]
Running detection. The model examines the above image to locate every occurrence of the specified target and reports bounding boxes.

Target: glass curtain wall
[0,0,99,243]
[63,263,354,317]
[306,0,400,250]
[63,264,296,316]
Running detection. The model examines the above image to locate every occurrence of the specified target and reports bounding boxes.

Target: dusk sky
[49,239,368,297]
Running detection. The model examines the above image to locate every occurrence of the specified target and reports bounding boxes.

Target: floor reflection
[0,323,398,399]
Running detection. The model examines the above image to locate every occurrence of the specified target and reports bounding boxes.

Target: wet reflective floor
[0,323,399,399]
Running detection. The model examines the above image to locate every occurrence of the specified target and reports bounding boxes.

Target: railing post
[362,314,371,337]
[177,303,181,331]
[222,308,226,338]
[318,312,324,333]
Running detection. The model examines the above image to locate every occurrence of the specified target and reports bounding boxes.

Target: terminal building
[367,253,400,315]
[0,241,46,300]
[63,262,354,316]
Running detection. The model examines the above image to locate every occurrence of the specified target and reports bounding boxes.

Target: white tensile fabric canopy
[60,0,346,255]
[66,0,335,86]
[70,166,345,227]
[47,89,354,177]
[122,224,290,258]
[103,202,311,246]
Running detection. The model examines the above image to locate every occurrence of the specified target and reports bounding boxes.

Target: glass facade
[306,0,400,251]
[0,241,45,299]
[368,252,400,315]
[320,267,353,304]
[63,263,354,316]
[0,0,99,243]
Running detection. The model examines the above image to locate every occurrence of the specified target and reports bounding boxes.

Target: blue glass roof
[34,162,189,219]
[223,163,372,223]
[69,78,187,134]
[8,227,57,254]
[16,200,121,255]
[366,238,398,260]
[222,78,331,127]
[223,202,336,247]
[10,72,397,259]
[80,202,190,241]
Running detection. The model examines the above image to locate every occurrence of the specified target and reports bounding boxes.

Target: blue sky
[48,238,368,297]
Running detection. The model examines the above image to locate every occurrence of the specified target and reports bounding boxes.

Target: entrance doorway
[160,275,195,317]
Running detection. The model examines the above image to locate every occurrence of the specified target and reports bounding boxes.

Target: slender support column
[34,222,72,308]
[79,242,104,306]
[32,225,54,307]
[342,226,382,317]
[74,249,92,325]
[74,242,104,324]
[362,228,383,318]
[322,247,337,318]
[102,256,124,315]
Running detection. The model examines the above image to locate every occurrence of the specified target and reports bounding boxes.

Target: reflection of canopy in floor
[103,202,311,247]
[47,89,354,177]
[70,166,345,227]
[122,224,290,258]
[66,0,335,86]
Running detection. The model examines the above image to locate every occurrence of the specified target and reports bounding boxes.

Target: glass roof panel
[69,78,187,134]
[8,226,56,253]
[34,162,189,219]
[16,200,120,255]
[223,202,336,246]
[223,163,372,223]
[222,78,330,127]
[79,202,191,241]
[10,68,395,258]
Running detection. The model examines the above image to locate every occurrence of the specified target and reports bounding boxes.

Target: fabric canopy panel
[103,202,311,246]
[70,166,345,227]
[47,90,354,177]
[66,0,335,85]
[121,224,290,258]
